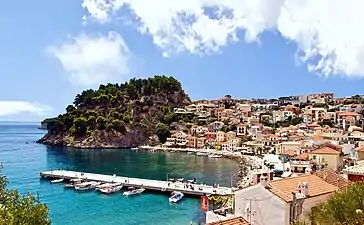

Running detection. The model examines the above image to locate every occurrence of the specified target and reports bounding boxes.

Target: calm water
[0,124,238,225]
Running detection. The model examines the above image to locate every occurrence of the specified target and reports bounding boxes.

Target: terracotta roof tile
[356,146,364,152]
[323,142,343,151]
[268,174,339,202]
[207,217,250,225]
[310,147,340,155]
[284,149,297,157]
[294,152,309,160]
[314,169,349,189]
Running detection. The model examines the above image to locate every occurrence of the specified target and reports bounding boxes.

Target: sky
[2,0,364,122]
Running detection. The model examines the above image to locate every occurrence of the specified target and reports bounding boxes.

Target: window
[313,155,316,160]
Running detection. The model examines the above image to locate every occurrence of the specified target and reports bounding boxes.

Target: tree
[0,165,50,225]
[294,182,364,225]
[156,123,170,143]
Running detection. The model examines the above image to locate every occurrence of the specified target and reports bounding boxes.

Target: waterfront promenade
[138,145,242,158]
[40,170,232,196]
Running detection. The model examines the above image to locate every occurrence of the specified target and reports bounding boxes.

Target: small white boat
[70,178,83,183]
[99,185,123,194]
[64,183,74,188]
[50,178,64,184]
[169,191,184,203]
[196,152,208,156]
[208,154,222,158]
[75,185,92,191]
[74,181,101,191]
[123,188,145,196]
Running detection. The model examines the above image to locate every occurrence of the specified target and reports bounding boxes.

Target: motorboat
[208,154,222,158]
[50,178,64,184]
[74,181,101,191]
[64,183,74,188]
[70,178,83,183]
[123,187,145,196]
[65,178,83,188]
[96,183,113,190]
[169,191,184,203]
[196,152,208,156]
[99,184,123,194]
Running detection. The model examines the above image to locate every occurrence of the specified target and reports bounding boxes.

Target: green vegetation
[293,182,364,225]
[0,165,50,225]
[42,76,190,144]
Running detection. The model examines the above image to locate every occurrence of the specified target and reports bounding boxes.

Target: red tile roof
[314,169,349,189]
[294,152,309,160]
[207,217,250,225]
[268,174,339,202]
[310,147,340,155]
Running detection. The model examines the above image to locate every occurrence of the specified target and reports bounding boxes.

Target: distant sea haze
[0,123,237,225]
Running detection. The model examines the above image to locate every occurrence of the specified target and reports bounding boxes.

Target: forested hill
[37,75,191,148]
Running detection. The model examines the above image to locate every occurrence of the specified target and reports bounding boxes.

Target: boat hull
[123,188,145,196]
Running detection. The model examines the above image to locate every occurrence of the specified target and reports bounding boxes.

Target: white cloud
[47,31,130,86]
[0,101,52,116]
[81,0,364,78]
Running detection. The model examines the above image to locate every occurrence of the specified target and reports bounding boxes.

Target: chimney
[260,174,269,188]
[298,181,309,197]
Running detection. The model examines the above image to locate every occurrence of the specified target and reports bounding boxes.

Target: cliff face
[37,76,190,148]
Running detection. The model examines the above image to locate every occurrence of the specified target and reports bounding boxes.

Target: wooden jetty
[40,170,232,196]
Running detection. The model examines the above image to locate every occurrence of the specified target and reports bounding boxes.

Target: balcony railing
[290,160,311,166]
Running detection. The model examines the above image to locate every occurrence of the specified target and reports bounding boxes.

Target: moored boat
[123,187,145,196]
[74,181,101,191]
[169,191,184,203]
[50,178,64,184]
[64,183,74,188]
[196,152,208,156]
[99,184,123,194]
[208,154,222,158]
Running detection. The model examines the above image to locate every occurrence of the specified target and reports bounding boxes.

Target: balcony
[290,160,311,166]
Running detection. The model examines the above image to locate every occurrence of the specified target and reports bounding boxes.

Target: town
[145,92,364,225]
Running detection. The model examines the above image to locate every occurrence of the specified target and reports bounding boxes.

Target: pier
[40,170,232,196]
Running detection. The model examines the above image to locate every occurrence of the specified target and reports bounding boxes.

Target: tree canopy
[0,165,50,225]
[294,182,364,225]
[42,75,189,139]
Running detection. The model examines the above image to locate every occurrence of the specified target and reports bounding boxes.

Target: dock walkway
[40,170,232,196]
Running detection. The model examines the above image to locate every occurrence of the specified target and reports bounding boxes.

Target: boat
[99,184,123,194]
[169,191,184,203]
[50,178,64,184]
[96,183,122,191]
[70,178,83,183]
[123,187,145,196]
[74,181,101,191]
[64,183,74,188]
[196,152,208,156]
[208,154,222,158]
[177,178,184,182]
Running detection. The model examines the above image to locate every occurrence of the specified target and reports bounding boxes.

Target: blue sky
[1,0,364,122]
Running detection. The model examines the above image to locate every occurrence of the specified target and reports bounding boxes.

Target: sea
[0,123,238,225]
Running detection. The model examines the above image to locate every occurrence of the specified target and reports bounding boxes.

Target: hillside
[37,75,191,148]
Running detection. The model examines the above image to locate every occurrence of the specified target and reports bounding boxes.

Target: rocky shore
[37,130,149,149]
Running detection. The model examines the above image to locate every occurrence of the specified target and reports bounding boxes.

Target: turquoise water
[0,124,238,225]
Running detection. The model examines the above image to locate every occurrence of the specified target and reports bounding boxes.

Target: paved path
[40,170,232,196]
